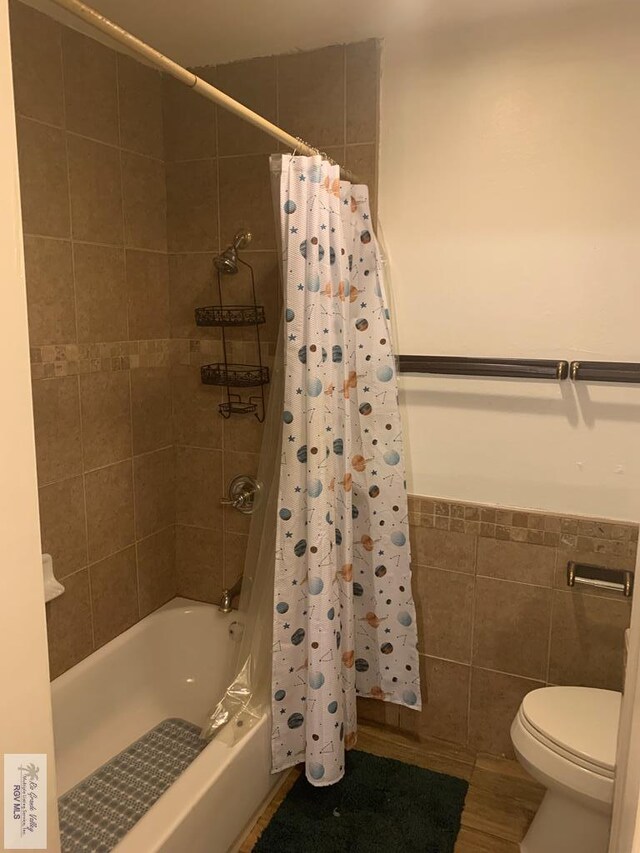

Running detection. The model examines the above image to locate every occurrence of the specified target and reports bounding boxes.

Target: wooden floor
[239,722,545,852]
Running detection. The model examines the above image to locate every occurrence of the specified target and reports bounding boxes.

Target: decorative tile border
[30,340,172,379]
[30,339,279,379]
[407,494,638,558]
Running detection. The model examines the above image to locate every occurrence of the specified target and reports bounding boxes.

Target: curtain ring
[295,136,321,159]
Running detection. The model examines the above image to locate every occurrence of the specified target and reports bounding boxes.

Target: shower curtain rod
[47,0,359,182]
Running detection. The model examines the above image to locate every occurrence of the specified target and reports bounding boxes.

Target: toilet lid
[521,686,621,774]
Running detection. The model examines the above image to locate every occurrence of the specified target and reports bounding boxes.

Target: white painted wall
[0,0,60,847]
[379,2,640,520]
[27,0,593,66]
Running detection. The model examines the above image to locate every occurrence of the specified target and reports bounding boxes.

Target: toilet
[511,685,621,853]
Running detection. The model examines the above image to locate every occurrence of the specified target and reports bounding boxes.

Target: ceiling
[27,0,600,67]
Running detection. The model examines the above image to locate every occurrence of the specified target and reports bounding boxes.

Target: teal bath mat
[255,749,469,853]
[58,717,207,852]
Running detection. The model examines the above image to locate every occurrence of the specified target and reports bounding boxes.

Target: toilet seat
[511,686,621,811]
[519,686,620,779]
[518,711,614,780]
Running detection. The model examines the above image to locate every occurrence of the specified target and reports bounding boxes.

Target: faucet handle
[220,494,245,507]
[220,475,261,515]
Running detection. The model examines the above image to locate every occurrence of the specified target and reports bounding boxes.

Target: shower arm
[47,0,360,183]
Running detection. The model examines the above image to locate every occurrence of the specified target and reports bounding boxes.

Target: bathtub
[51,597,281,852]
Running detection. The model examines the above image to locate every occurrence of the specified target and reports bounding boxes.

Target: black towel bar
[397,356,569,380]
[570,361,640,384]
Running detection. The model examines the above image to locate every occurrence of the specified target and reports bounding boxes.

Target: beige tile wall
[10,0,175,678]
[164,41,380,604]
[12,0,380,675]
[359,496,637,756]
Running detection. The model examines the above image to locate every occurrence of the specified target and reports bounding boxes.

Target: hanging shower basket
[195,305,266,327]
[218,396,266,416]
[195,230,270,422]
[200,363,270,387]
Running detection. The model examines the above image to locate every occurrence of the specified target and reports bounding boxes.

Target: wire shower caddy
[195,242,269,422]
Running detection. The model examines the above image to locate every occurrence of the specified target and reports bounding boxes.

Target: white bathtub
[51,597,281,852]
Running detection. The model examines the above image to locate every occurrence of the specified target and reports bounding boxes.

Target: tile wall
[164,42,381,603]
[10,0,175,678]
[359,495,637,756]
[10,0,380,676]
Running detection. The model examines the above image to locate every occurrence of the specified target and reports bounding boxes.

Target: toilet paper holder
[567,560,633,597]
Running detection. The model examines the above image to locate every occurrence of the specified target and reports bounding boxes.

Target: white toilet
[511,685,621,853]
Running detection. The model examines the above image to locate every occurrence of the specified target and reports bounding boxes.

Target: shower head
[214,247,239,274]
[214,230,252,274]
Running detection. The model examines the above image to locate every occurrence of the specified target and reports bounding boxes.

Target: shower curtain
[270,154,420,786]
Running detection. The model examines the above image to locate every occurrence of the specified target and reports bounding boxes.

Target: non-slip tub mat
[58,717,207,852]
[254,749,469,853]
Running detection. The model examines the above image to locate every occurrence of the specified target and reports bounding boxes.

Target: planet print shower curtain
[270,154,420,786]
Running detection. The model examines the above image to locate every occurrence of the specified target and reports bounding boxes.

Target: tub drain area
[59,717,207,852]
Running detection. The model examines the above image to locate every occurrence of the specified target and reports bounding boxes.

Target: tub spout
[219,575,242,613]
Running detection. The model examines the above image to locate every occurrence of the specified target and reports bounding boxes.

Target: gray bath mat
[58,717,207,852]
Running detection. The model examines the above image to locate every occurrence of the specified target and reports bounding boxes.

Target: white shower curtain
[270,154,421,786]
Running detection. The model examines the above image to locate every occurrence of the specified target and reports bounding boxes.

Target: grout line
[116,64,129,267]
[160,144,378,167]
[129,376,141,620]
[21,233,72,245]
[127,456,142,606]
[412,560,631,602]
[466,536,478,748]
[421,652,549,687]
[214,107,221,269]
[164,248,275,257]
[59,31,96,652]
[546,568,555,684]
[343,44,347,150]
[275,53,280,131]
[473,572,552,591]
[275,53,281,154]
[412,562,475,578]
[55,529,170,584]
[213,89,228,588]
[77,444,175,478]
[16,111,166,165]
[76,377,95,652]
[418,651,471,668]
[21,232,167,254]
[174,522,225,534]
[468,661,546,685]
[373,41,381,210]
[115,57,145,620]
[175,444,255,460]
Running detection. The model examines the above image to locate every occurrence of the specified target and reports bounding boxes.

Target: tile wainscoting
[358,495,637,757]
